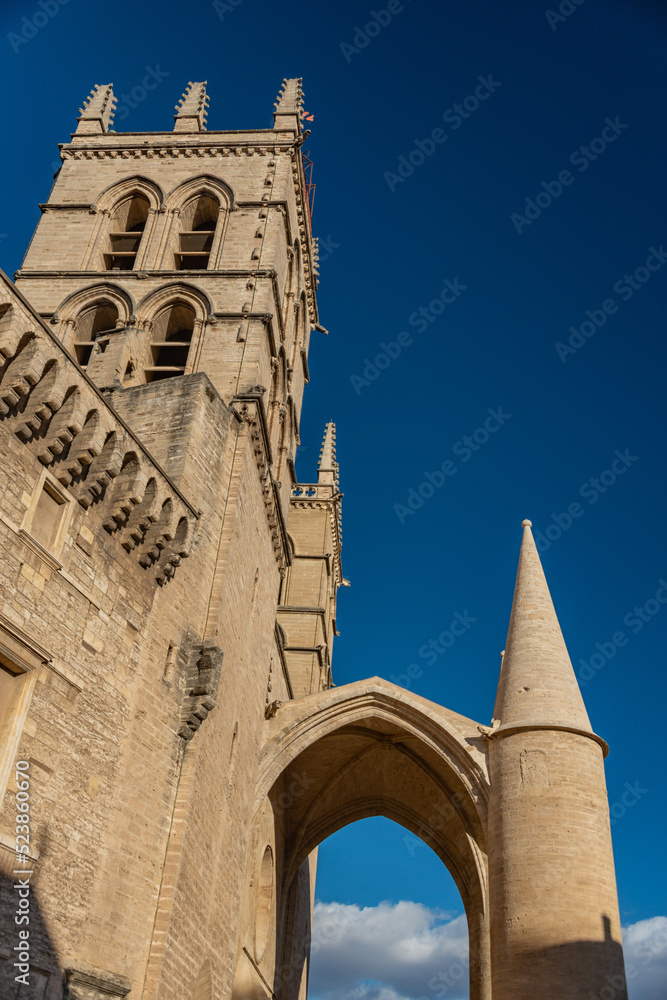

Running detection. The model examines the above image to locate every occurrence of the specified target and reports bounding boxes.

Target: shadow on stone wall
[0,869,63,1000]
[274,858,314,1000]
[520,915,628,1000]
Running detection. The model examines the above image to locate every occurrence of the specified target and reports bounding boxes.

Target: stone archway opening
[232,679,492,1000]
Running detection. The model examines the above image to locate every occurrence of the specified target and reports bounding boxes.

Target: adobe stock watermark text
[384,75,502,191]
[393,407,511,523]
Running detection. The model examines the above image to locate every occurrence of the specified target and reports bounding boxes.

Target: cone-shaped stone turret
[488,519,624,999]
[493,519,594,737]
[317,422,338,487]
[273,77,304,131]
[173,82,209,132]
[75,84,116,135]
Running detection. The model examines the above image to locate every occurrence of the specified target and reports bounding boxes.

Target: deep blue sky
[2,0,665,961]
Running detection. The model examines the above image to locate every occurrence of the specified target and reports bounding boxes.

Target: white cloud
[308,902,667,1000]
[309,900,469,1000]
[624,916,667,1000]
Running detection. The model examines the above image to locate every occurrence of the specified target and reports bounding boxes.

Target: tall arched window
[146,303,195,382]
[73,303,119,368]
[105,194,149,270]
[176,194,219,270]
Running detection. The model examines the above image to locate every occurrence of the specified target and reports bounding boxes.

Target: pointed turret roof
[493,520,596,739]
[274,77,304,115]
[173,82,209,132]
[75,84,116,135]
[317,422,338,487]
[273,78,304,131]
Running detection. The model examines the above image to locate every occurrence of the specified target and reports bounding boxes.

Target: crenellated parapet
[0,274,198,584]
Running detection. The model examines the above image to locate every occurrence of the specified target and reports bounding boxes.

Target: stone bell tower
[16,78,321,427]
[0,77,342,1000]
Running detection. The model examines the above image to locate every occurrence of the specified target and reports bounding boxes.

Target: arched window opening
[73,303,119,368]
[146,303,196,382]
[105,194,150,270]
[176,194,219,270]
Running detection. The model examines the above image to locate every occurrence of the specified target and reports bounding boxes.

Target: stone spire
[273,77,304,131]
[492,519,594,737]
[75,84,116,135]
[173,82,209,132]
[317,422,338,488]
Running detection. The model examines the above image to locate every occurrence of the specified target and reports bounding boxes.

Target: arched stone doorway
[232,678,491,1000]
[229,521,626,1000]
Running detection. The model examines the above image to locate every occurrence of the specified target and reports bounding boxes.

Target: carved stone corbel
[178,645,223,741]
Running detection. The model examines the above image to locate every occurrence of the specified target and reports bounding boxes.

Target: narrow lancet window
[176,195,218,270]
[105,194,149,270]
[146,303,195,382]
[73,303,119,367]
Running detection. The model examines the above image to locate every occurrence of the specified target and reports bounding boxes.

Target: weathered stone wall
[0,284,212,997]
[0,81,331,1000]
[0,277,301,1000]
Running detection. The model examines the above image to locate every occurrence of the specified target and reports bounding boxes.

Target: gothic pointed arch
[135,284,212,382]
[52,283,134,362]
[53,282,135,327]
[165,174,235,213]
[85,176,164,271]
[275,391,297,487]
[283,238,300,328]
[162,175,234,270]
[95,175,165,214]
[291,291,308,370]
[135,282,213,326]
[285,393,299,443]
[240,677,491,1000]
[192,959,212,1000]
[292,238,302,286]
[256,678,489,823]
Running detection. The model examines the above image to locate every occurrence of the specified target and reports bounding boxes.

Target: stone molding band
[486,722,609,757]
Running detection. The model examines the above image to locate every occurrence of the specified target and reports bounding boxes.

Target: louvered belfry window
[105,194,149,270]
[176,195,218,270]
[73,304,119,367]
[146,303,195,382]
